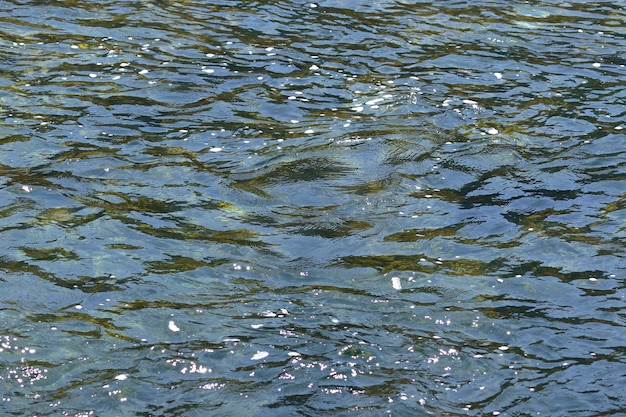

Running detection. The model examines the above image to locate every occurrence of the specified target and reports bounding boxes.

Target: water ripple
[1,0,625,416]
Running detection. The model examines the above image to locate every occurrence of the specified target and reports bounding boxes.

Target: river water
[1,0,625,416]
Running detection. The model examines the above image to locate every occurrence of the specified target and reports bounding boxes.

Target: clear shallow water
[1,0,625,415]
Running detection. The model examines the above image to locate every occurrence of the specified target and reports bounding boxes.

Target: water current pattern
[1,0,625,416]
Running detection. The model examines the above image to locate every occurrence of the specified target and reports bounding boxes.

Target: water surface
[1,0,625,416]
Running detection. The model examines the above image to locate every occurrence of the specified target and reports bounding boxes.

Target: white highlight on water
[391,277,402,290]
[251,351,269,360]
[168,320,180,332]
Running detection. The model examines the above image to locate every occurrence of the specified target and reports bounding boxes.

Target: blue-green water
[1,0,625,415]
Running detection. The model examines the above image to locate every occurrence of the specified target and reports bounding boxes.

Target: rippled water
[1,0,625,415]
